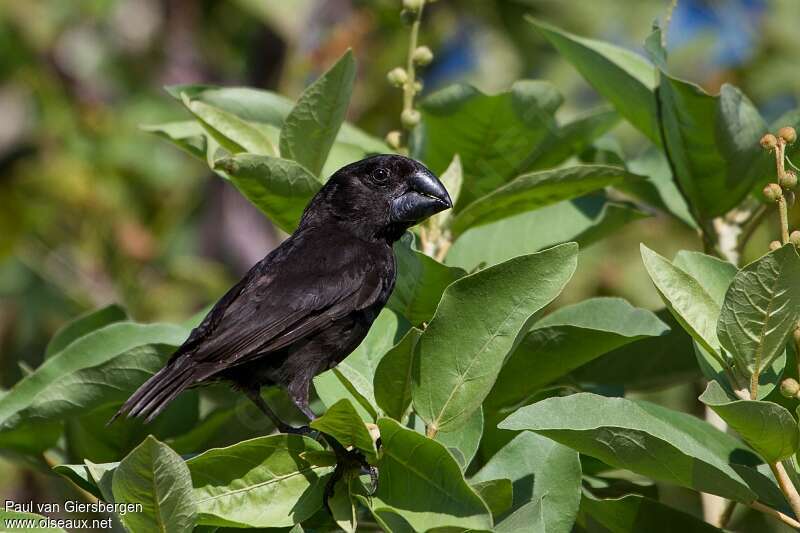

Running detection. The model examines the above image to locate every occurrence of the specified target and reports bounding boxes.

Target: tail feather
[109,361,197,425]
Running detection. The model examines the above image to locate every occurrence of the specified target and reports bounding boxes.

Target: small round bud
[385,130,402,150]
[403,0,423,12]
[763,183,783,202]
[760,133,778,150]
[791,231,800,247]
[781,170,798,190]
[779,126,797,144]
[412,46,434,66]
[387,67,408,87]
[401,109,421,129]
[781,378,800,398]
[413,80,423,92]
[770,240,782,251]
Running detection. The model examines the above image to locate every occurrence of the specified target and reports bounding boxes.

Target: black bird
[112,154,451,432]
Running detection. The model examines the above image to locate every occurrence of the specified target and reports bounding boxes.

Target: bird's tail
[109,360,196,425]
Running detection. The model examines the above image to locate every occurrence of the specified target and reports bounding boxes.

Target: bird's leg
[288,379,317,421]
[322,435,378,514]
[244,388,313,435]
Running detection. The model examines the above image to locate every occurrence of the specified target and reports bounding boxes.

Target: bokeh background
[1,0,799,529]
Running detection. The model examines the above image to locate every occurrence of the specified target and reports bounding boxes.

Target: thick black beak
[390,169,453,223]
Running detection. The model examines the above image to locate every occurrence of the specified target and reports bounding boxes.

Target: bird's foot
[323,444,378,513]
[279,424,318,437]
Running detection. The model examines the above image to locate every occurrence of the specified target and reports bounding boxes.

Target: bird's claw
[323,444,378,514]
[280,424,318,438]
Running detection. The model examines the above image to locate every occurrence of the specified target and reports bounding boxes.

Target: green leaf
[214,154,322,233]
[279,50,356,175]
[313,368,377,423]
[418,80,562,208]
[471,479,513,520]
[328,476,361,533]
[569,310,700,391]
[112,436,196,533]
[672,251,737,306]
[428,155,463,230]
[486,298,668,411]
[451,165,643,236]
[183,95,277,156]
[530,107,621,170]
[528,18,659,144]
[0,509,67,532]
[186,434,331,528]
[0,322,188,433]
[446,195,646,271]
[45,304,128,358]
[85,459,116,502]
[413,243,578,434]
[366,418,492,531]
[580,493,723,533]
[718,244,800,380]
[374,327,422,421]
[310,399,377,460]
[657,78,770,219]
[141,121,208,160]
[164,84,387,155]
[388,233,466,325]
[700,380,799,462]
[472,432,581,530]
[500,393,757,502]
[436,406,483,471]
[640,244,724,363]
[53,462,106,499]
[624,147,695,227]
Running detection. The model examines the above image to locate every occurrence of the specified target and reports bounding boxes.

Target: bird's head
[302,154,452,242]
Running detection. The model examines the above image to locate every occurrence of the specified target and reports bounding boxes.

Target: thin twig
[770,461,800,526]
[718,499,737,528]
[750,500,800,529]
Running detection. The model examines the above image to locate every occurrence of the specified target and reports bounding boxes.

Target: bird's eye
[371,167,390,185]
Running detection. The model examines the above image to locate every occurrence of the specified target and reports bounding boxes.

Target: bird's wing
[174,231,388,369]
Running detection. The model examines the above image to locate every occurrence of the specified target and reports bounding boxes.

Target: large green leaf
[0,322,188,433]
[45,304,128,358]
[451,165,643,236]
[418,80,562,208]
[214,154,322,233]
[718,245,800,381]
[528,18,659,144]
[700,381,799,462]
[0,509,66,532]
[413,243,578,434]
[659,77,770,220]
[183,95,276,156]
[279,50,356,176]
[624,147,695,227]
[569,310,700,391]
[374,327,422,421]
[446,195,646,271]
[486,298,668,411]
[580,493,723,532]
[112,436,196,533]
[186,434,330,528]
[640,244,724,363]
[436,406,483,471]
[364,418,492,531]
[500,393,757,502]
[471,479,513,520]
[529,107,620,170]
[672,251,737,306]
[472,432,581,530]
[388,233,465,325]
[310,399,376,460]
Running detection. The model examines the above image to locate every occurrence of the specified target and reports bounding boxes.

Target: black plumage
[112,154,451,431]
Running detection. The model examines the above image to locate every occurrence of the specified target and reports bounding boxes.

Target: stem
[778,196,790,244]
[770,461,800,525]
[737,204,768,255]
[400,1,425,148]
[426,423,437,439]
[750,371,760,401]
[750,501,800,529]
[718,499,736,528]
